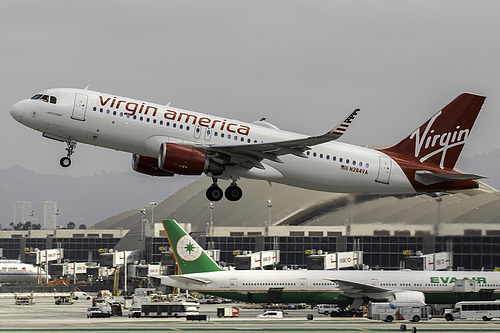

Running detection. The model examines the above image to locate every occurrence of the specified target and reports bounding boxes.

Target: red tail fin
[384,93,486,169]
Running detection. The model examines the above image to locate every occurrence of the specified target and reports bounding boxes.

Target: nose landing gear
[60,140,76,168]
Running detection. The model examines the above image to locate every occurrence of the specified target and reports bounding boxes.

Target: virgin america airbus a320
[10,88,486,201]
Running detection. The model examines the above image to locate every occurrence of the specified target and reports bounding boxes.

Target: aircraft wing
[324,278,392,299]
[191,108,360,169]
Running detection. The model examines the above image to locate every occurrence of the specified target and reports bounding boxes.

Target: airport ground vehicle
[141,301,199,317]
[87,307,112,318]
[128,307,142,318]
[445,301,500,321]
[318,304,340,315]
[368,300,430,322]
[73,292,92,301]
[284,303,307,310]
[257,311,284,319]
[217,307,240,317]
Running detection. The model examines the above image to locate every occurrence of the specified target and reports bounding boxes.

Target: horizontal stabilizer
[415,170,486,185]
[169,275,212,285]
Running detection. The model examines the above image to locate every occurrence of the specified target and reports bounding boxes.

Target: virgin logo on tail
[383,93,486,170]
[410,111,470,169]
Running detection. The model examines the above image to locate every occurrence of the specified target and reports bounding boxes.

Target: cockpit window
[30,94,57,104]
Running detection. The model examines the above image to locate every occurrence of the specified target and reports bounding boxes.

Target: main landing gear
[60,140,76,168]
[206,179,243,202]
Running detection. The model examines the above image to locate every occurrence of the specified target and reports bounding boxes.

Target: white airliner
[0,260,50,283]
[10,88,486,201]
[156,220,500,307]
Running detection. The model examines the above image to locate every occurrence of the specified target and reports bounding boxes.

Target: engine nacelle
[132,154,174,177]
[158,143,224,175]
[391,291,425,302]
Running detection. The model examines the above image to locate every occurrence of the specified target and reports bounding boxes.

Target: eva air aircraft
[155,219,500,307]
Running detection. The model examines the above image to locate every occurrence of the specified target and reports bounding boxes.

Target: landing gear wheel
[206,185,223,202]
[60,140,77,168]
[60,157,71,168]
[225,185,243,201]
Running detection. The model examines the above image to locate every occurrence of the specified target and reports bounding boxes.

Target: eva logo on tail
[176,235,203,261]
[162,219,222,274]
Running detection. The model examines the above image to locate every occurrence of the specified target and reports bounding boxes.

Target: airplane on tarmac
[155,219,500,307]
[10,88,486,202]
[0,260,50,283]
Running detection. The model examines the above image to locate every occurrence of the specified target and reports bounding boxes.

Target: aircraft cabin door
[300,278,307,290]
[230,278,237,290]
[72,93,88,121]
[376,155,392,184]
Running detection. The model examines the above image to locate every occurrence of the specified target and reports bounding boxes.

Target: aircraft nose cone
[10,100,25,122]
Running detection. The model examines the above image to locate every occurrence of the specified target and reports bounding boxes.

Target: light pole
[140,208,147,241]
[266,200,272,236]
[54,209,60,229]
[149,202,157,224]
[208,202,214,236]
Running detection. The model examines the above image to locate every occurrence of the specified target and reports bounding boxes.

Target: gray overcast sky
[2,0,499,177]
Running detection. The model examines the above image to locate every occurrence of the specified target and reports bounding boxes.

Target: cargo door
[72,93,88,121]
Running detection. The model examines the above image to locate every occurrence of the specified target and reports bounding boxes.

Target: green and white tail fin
[162,219,222,274]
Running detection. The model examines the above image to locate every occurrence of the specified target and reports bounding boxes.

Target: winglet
[328,109,361,139]
[162,219,222,274]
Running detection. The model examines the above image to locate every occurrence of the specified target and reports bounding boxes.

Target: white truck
[368,300,430,322]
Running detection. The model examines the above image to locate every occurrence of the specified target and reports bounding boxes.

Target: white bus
[368,300,430,322]
[445,301,500,321]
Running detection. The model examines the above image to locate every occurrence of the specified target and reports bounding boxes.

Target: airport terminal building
[2,178,500,273]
